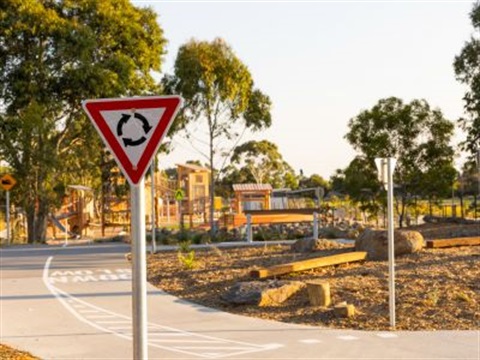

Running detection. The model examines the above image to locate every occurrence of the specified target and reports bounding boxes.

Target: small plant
[192,232,205,245]
[210,243,231,260]
[455,291,473,304]
[177,240,197,270]
[425,289,440,307]
[177,250,197,270]
[177,230,191,243]
[178,240,192,253]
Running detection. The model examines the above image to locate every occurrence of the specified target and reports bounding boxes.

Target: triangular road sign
[82,96,183,186]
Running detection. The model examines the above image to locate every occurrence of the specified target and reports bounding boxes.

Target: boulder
[291,238,344,253]
[222,280,305,307]
[355,229,424,260]
[318,226,349,239]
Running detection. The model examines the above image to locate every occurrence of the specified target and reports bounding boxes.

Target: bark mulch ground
[0,344,39,360]
[148,241,479,331]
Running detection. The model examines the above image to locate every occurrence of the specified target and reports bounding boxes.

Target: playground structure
[177,163,210,228]
[48,185,94,239]
[43,171,327,238]
[49,163,211,238]
[221,184,325,228]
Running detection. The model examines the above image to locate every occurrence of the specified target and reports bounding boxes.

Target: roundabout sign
[82,96,182,185]
[117,112,152,147]
[82,95,183,360]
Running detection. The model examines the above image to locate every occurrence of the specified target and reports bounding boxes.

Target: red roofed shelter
[232,183,272,214]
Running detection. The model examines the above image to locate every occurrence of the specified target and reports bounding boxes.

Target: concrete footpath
[1,243,478,359]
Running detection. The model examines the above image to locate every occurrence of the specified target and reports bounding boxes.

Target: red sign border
[82,96,182,186]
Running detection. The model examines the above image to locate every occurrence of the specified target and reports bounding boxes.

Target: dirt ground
[148,227,479,331]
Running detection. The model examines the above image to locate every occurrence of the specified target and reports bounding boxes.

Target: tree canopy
[229,140,296,188]
[345,97,456,227]
[162,38,272,232]
[0,0,166,242]
[454,1,480,156]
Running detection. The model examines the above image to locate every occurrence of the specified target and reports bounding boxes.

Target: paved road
[1,243,478,359]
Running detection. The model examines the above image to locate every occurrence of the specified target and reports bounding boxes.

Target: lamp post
[375,157,397,329]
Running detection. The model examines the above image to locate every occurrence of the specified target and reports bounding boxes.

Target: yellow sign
[0,174,17,191]
[214,196,223,211]
[175,189,185,201]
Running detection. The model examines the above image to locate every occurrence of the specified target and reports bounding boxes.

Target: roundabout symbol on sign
[116,112,152,147]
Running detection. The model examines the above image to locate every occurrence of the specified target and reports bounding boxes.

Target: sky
[133,0,476,179]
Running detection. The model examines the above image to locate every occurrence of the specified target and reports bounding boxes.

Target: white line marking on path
[43,256,282,359]
[376,333,399,339]
[337,335,359,341]
[299,339,322,344]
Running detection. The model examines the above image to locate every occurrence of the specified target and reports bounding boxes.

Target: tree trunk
[209,134,215,239]
[35,198,49,243]
[397,195,407,229]
[474,194,478,220]
[25,197,49,244]
[459,193,464,218]
[26,205,36,244]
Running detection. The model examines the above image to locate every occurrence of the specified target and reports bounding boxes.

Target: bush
[177,250,196,270]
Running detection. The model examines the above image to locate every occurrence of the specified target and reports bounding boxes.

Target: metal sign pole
[387,158,396,329]
[6,190,10,246]
[65,218,69,247]
[131,179,148,360]
[150,159,156,254]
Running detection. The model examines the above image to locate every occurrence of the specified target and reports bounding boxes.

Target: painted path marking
[43,256,282,359]
[49,268,132,283]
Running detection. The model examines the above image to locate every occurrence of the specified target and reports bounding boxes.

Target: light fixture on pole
[375,157,397,329]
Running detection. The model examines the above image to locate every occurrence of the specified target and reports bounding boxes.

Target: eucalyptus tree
[341,157,382,222]
[0,0,166,242]
[454,1,480,157]
[229,140,296,189]
[162,38,272,233]
[299,174,330,192]
[345,97,456,227]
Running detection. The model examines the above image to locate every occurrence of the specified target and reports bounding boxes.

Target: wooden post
[334,303,355,318]
[313,212,319,240]
[306,280,331,307]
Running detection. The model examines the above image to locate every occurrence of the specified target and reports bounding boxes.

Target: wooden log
[426,237,480,249]
[306,280,331,307]
[250,251,368,279]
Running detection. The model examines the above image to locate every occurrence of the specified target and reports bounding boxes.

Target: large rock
[291,238,345,253]
[222,280,305,306]
[318,226,349,239]
[355,229,424,260]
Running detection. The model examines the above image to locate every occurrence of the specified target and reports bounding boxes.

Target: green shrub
[177,230,191,242]
[177,250,196,270]
[178,240,192,253]
[192,232,206,244]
